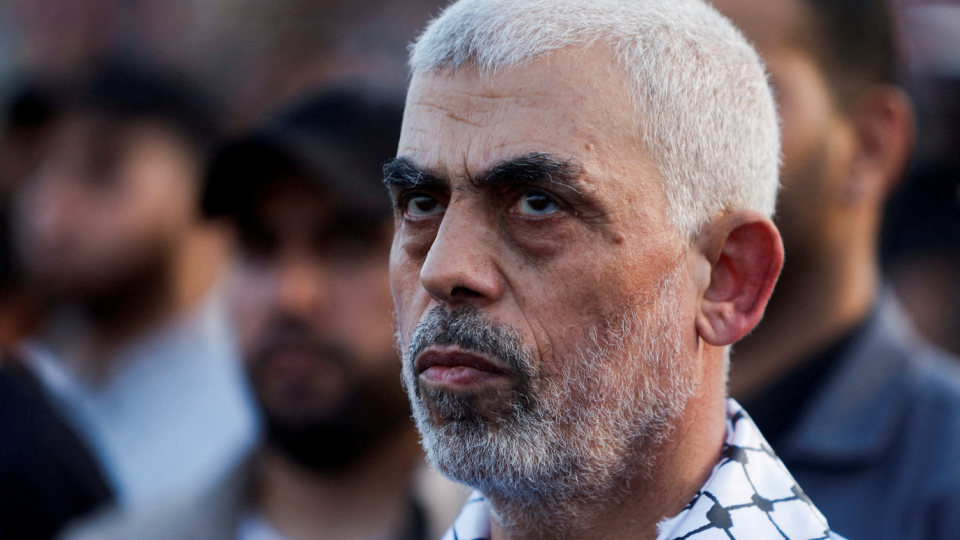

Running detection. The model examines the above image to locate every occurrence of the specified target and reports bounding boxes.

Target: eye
[514,191,560,216]
[405,194,446,217]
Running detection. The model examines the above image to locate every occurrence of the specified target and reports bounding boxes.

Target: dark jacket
[776,294,960,540]
[0,361,113,540]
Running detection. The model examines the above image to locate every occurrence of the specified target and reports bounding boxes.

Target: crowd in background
[0,0,959,539]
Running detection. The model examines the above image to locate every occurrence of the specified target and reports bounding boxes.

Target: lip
[415,347,510,388]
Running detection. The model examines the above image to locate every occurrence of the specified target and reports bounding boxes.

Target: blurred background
[0,0,441,133]
[884,0,960,355]
[0,0,958,538]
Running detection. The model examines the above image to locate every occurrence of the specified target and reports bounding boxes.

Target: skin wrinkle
[399,265,694,534]
[445,111,487,129]
[390,49,721,537]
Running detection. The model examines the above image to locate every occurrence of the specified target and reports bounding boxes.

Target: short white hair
[409,0,780,238]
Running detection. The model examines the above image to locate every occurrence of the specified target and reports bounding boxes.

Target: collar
[777,291,918,465]
[742,311,871,449]
[441,399,838,540]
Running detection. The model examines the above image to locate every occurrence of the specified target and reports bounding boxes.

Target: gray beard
[400,266,695,535]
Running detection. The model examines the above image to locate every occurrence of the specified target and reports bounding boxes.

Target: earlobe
[695,211,783,346]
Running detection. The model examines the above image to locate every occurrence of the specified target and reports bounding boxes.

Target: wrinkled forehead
[399,46,647,185]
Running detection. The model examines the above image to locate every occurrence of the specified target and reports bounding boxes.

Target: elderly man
[385,0,842,539]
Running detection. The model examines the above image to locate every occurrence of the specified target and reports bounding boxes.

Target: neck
[255,428,424,540]
[728,217,879,401]
[489,364,728,540]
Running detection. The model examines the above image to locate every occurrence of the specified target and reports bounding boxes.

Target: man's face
[388,48,699,503]
[712,0,856,261]
[231,177,407,471]
[11,114,199,298]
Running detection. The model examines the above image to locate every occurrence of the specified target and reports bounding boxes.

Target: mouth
[415,347,511,389]
[257,343,346,384]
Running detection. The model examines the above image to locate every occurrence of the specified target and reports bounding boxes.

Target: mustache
[252,318,351,368]
[406,305,534,378]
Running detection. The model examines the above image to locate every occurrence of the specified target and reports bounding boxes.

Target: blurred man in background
[64,88,463,540]
[1,89,113,539]
[3,60,258,512]
[711,0,960,537]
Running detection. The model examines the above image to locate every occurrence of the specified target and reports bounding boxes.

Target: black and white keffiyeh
[440,399,844,540]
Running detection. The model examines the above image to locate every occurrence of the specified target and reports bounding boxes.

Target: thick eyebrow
[383,157,444,190]
[476,152,586,195]
[384,152,587,196]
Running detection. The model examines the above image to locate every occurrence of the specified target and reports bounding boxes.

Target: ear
[845,86,915,204]
[694,211,784,346]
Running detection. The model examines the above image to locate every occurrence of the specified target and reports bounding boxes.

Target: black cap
[203,87,403,222]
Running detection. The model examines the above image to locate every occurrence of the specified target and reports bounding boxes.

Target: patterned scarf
[441,399,843,540]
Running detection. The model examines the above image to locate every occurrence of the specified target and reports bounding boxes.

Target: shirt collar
[442,399,836,540]
[779,292,916,464]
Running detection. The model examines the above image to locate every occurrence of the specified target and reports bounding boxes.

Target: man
[1,158,112,538]
[385,1,842,539]
[709,0,960,537]
[6,61,258,509]
[63,88,463,540]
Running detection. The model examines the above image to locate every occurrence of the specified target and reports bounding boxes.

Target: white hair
[409,0,780,237]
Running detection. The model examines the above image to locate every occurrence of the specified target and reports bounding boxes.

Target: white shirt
[22,290,259,510]
[442,399,845,540]
[236,513,293,540]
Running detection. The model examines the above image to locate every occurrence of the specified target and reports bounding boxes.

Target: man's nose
[419,204,502,307]
[276,256,331,319]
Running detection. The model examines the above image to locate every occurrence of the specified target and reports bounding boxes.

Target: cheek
[771,59,834,185]
[73,176,191,269]
[114,161,195,238]
[390,238,430,342]
[328,264,397,368]
[514,234,679,363]
[229,267,276,358]
[503,216,584,262]
[396,218,439,270]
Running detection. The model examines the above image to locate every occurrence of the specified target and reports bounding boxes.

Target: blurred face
[388,48,699,505]
[11,114,199,298]
[711,0,857,260]
[231,177,406,471]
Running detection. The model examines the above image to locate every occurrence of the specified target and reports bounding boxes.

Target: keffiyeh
[441,400,843,540]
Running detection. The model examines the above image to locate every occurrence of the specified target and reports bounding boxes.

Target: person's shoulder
[60,504,170,540]
[59,461,251,540]
[58,490,222,540]
[901,339,960,411]
[889,340,960,502]
[865,295,960,410]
